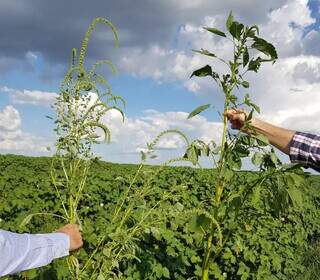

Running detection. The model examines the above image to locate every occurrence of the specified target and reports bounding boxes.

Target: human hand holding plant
[225,108,247,130]
[57,224,83,251]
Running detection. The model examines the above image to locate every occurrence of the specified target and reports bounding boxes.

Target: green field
[1,154,320,279]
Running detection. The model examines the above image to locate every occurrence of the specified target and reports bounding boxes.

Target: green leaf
[243,47,249,67]
[97,275,105,280]
[229,21,244,40]
[162,267,170,278]
[252,36,278,60]
[247,25,259,37]
[252,152,263,166]
[192,49,216,58]
[270,152,278,165]
[203,27,226,37]
[228,194,242,210]
[188,104,211,119]
[250,102,260,113]
[234,145,249,158]
[190,65,212,78]
[287,186,303,208]
[188,213,211,233]
[254,134,269,146]
[242,81,250,88]
[252,186,261,208]
[20,214,34,228]
[226,11,234,31]
[140,151,147,161]
[247,57,262,72]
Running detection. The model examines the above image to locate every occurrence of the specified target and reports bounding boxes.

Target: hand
[224,108,247,130]
[57,224,83,251]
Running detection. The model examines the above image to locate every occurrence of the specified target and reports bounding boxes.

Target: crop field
[1,10,320,280]
[1,154,320,280]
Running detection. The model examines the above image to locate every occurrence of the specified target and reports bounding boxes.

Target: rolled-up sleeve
[0,230,69,277]
[289,131,320,172]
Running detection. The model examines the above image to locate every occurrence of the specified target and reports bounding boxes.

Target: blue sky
[0,0,320,170]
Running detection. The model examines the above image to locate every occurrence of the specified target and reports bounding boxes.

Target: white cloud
[0,105,21,131]
[0,86,57,106]
[99,109,223,163]
[118,0,320,138]
[119,0,316,92]
[0,105,50,153]
[302,30,320,56]
[249,55,320,133]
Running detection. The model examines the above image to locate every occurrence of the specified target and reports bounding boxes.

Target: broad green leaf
[228,194,242,210]
[234,145,249,158]
[252,36,278,60]
[203,27,226,37]
[287,186,303,208]
[190,65,212,78]
[252,152,263,166]
[247,25,259,37]
[226,11,234,31]
[254,134,269,146]
[188,104,211,119]
[188,213,211,233]
[288,172,305,187]
[247,57,262,72]
[97,275,105,280]
[162,267,170,278]
[229,21,244,40]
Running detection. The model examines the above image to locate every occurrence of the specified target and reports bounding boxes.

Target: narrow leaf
[203,27,226,37]
[242,81,250,88]
[226,12,234,31]
[188,104,211,119]
[192,49,216,58]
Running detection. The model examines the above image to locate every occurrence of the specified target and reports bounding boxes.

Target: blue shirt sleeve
[289,131,320,172]
[0,230,70,277]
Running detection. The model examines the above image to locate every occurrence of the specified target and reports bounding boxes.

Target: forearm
[0,230,69,277]
[250,118,295,155]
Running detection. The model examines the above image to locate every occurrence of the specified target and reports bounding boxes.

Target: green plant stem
[202,99,230,280]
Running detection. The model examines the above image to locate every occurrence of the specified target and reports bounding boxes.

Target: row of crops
[1,154,320,279]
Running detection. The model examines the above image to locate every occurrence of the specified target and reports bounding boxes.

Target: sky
[0,0,320,169]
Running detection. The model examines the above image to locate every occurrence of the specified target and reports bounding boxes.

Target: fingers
[57,224,83,251]
[224,108,246,130]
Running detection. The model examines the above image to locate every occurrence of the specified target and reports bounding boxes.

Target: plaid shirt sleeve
[289,131,320,172]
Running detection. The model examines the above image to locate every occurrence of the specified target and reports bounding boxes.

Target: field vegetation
[1,155,320,279]
[1,13,320,280]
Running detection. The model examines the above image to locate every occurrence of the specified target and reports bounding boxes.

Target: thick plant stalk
[202,100,229,280]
